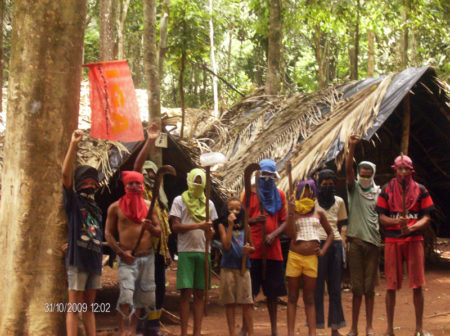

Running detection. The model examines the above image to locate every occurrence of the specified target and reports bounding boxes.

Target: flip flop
[366,332,376,336]
[346,332,358,336]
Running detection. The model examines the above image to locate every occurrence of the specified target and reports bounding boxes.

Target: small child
[216,197,255,336]
[285,180,334,336]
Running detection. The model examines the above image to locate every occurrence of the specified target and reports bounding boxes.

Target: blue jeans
[314,240,346,330]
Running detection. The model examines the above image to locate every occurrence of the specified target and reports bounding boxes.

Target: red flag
[83,60,144,142]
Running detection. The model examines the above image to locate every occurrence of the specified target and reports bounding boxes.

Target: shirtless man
[105,171,161,336]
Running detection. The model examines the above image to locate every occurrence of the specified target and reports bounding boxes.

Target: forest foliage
[2,0,448,110]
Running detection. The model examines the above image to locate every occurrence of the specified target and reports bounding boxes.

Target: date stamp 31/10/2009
[44,302,111,313]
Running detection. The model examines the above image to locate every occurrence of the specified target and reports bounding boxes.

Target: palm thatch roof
[176,66,449,234]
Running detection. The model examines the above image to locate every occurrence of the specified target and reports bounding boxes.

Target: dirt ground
[96,240,450,336]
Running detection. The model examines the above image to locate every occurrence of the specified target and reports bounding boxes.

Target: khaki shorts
[220,268,253,305]
[348,238,379,296]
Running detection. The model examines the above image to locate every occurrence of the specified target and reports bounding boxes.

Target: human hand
[71,130,83,144]
[228,212,236,227]
[200,221,213,231]
[265,232,276,246]
[164,250,172,266]
[121,250,136,265]
[61,243,68,254]
[255,215,266,223]
[316,247,325,257]
[349,134,361,146]
[147,122,160,141]
[142,218,156,233]
[242,243,253,255]
[206,227,215,240]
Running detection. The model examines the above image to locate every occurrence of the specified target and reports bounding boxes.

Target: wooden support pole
[401,93,411,155]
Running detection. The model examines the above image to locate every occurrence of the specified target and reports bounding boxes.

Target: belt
[348,237,363,243]
[134,249,154,257]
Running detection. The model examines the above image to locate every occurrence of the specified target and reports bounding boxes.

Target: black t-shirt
[63,187,103,275]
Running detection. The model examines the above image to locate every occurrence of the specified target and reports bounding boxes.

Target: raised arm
[62,130,83,189]
[133,122,160,172]
[346,134,361,191]
[285,195,296,240]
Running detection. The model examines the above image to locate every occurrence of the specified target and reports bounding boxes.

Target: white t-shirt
[170,195,218,253]
[315,196,348,241]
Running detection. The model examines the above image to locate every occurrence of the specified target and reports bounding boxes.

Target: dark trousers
[314,240,346,330]
[142,253,166,336]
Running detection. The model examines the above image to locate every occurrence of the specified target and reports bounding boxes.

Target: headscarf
[119,171,148,223]
[142,160,169,209]
[258,159,282,216]
[294,180,317,215]
[356,161,380,200]
[182,168,206,223]
[317,169,336,210]
[74,165,102,219]
[387,155,420,211]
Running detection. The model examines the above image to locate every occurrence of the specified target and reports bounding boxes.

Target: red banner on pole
[83,60,144,142]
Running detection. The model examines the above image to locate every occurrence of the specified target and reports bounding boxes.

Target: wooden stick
[255,171,267,280]
[204,166,211,314]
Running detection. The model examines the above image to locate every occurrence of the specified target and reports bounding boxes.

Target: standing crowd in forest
[62,123,434,336]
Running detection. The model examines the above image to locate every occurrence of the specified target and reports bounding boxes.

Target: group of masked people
[62,127,434,336]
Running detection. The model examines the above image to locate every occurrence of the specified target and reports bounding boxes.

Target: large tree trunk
[0,0,3,116]
[367,29,375,77]
[143,0,162,166]
[159,0,170,80]
[117,0,131,60]
[100,0,115,60]
[0,1,87,334]
[265,0,282,95]
[208,0,219,118]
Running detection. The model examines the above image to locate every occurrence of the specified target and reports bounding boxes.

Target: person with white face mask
[344,135,381,336]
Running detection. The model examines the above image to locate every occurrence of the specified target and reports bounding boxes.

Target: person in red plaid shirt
[375,155,434,336]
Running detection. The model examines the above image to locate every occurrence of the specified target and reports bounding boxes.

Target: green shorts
[176,252,211,290]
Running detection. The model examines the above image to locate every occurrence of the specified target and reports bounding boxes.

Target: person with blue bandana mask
[240,158,287,336]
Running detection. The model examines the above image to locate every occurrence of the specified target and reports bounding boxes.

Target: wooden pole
[401,93,411,155]
[204,166,211,314]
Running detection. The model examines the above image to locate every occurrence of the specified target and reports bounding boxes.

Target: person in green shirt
[344,134,381,336]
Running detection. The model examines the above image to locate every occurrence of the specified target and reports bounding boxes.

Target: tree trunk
[410,30,417,67]
[158,0,170,80]
[401,93,411,155]
[314,25,329,89]
[179,50,186,138]
[0,0,3,116]
[117,0,131,60]
[0,1,87,334]
[349,0,360,80]
[400,0,409,69]
[208,0,219,118]
[367,29,375,77]
[143,0,161,166]
[227,30,233,74]
[100,0,115,60]
[265,0,282,95]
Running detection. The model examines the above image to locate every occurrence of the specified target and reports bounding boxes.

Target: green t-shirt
[346,182,381,247]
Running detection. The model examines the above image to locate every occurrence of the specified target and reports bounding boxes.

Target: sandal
[346,332,358,336]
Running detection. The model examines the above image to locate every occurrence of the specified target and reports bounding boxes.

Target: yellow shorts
[285,250,318,278]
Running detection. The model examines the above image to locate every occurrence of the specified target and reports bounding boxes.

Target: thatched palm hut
[175,66,449,237]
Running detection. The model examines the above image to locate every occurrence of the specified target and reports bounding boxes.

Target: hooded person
[285,179,334,336]
[240,158,287,336]
[105,171,161,334]
[376,155,434,336]
[314,169,348,334]
[140,161,173,336]
[62,130,104,336]
[169,168,218,336]
[345,134,381,336]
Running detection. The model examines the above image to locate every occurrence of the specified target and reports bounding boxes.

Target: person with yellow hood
[285,180,333,336]
[170,168,218,336]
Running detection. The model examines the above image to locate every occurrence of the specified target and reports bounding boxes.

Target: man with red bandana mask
[105,171,161,336]
[375,155,434,336]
